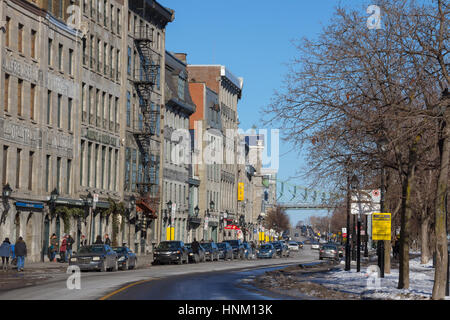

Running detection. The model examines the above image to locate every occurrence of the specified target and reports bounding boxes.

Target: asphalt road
[0,245,319,300]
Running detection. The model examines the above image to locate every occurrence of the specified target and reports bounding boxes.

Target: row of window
[164,181,189,210]
[80,140,118,192]
[83,0,122,35]
[1,145,72,195]
[124,148,159,193]
[81,83,119,132]
[83,36,121,82]
[3,74,73,131]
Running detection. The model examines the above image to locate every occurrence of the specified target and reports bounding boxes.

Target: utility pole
[345,174,351,271]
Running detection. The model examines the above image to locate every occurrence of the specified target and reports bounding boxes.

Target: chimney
[174,53,187,64]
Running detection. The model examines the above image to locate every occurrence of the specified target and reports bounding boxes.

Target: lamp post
[350,175,362,272]
[85,192,93,244]
[128,195,135,248]
[378,137,388,278]
[1,183,13,225]
[167,200,172,241]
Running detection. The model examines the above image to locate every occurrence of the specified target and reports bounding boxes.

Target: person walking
[50,234,59,262]
[14,237,27,272]
[94,235,103,244]
[81,234,87,246]
[104,234,111,246]
[59,235,67,262]
[66,234,75,261]
[191,238,200,263]
[0,238,12,270]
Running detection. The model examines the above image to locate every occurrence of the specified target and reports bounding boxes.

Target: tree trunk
[432,102,450,300]
[421,214,431,264]
[384,240,391,274]
[398,136,420,289]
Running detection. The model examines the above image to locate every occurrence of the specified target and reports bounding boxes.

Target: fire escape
[132,25,161,224]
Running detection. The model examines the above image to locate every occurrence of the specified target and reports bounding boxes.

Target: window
[48,38,53,66]
[5,17,10,47]
[2,146,8,186]
[127,47,132,75]
[115,97,119,131]
[48,0,53,13]
[58,44,63,71]
[18,24,23,53]
[82,83,86,121]
[126,91,131,127]
[28,151,34,191]
[56,157,61,192]
[125,148,130,191]
[108,148,112,190]
[82,38,87,65]
[47,91,52,125]
[114,150,118,191]
[94,144,99,188]
[67,159,72,194]
[69,49,74,74]
[117,8,121,33]
[96,89,100,126]
[17,79,23,116]
[87,142,92,187]
[57,94,62,128]
[4,74,9,112]
[45,155,51,192]
[80,140,85,186]
[132,149,137,191]
[178,76,185,100]
[30,84,35,120]
[68,98,73,131]
[59,0,63,18]
[102,92,106,128]
[101,146,106,189]
[15,149,21,189]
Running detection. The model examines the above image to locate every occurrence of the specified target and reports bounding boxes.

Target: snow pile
[321,257,438,300]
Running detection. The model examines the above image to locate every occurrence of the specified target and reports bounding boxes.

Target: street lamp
[209,200,215,211]
[1,184,13,225]
[194,206,200,216]
[85,192,93,244]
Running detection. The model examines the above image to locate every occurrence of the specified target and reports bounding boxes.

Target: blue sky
[163,0,365,226]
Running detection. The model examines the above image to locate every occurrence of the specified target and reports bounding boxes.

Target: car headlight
[92,257,100,261]
[70,258,77,262]
[189,253,193,256]
[118,256,126,262]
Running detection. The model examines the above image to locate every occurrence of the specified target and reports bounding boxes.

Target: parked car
[223,240,245,260]
[288,241,299,251]
[185,243,206,263]
[311,241,321,250]
[69,244,118,272]
[297,241,304,249]
[217,242,234,261]
[112,246,137,270]
[200,242,220,261]
[242,242,254,259]
[271,241,290,257]
[319,244,339,261]
[256,243,275,259]
[153,241,189,265]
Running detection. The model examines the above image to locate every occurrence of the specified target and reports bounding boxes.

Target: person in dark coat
[50,234,59,262]
[0,238,12,270]
[104,234,111,246]
[14,237,27,272]
[191,238,200,254]
[66,234,75,261]
[94,235,103,244]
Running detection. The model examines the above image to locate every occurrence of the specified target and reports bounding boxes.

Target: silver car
[70,244,118,272]
[319,244,339,261]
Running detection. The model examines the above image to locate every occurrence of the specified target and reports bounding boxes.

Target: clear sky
[163,0,365,226]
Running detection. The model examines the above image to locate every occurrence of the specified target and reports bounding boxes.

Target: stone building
[0,0,173,262]
[187,65,243,241]
[160,51,195,243]
[188,80,222,242]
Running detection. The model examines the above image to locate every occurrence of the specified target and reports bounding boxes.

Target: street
[0,246,319,300]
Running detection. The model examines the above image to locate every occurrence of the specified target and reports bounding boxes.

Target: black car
[69,244,118,272]
[200,242,220,261]
[223,240,245,260]
[185,243,206,263]
[217,242,233,261]
[271,241,290,257]
[112,246,137,270]
[153,241,189,265]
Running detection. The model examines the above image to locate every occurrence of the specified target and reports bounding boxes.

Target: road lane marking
[98,278,155,300]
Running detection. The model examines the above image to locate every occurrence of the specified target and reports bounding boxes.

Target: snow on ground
[315,256,442,300]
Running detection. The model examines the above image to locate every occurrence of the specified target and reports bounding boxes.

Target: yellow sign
[372,213,391,241]
[238,182,245,201]
[166,227,175,241]
[265,235,269,242]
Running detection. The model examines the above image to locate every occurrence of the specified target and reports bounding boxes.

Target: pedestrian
[94,235,103,244]
[14,237,27,272]
[81,234,87,246]
[59,235,67,262]
[66,234,75,261]
[0,238,12,270]
[393,237,400,260]
[50,233,59,262]
[104,234,111,246]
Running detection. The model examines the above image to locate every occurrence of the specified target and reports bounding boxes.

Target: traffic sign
[93,194,99,202]
[372,213,391,240]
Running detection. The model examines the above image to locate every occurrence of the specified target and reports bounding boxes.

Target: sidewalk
[0,254,155,293]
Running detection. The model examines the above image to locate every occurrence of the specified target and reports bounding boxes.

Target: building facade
[0,0,173,262]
